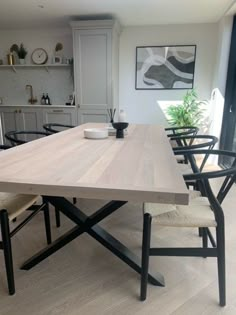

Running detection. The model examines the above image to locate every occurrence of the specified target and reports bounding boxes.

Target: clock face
[31,48,48,65]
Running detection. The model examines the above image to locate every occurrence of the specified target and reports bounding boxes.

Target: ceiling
[0,0,235,29]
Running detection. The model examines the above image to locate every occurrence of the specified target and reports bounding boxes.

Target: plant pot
[19,59,25,65]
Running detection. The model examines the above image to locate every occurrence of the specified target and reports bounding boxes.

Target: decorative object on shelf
[9,43,28,64]
[52,56,62,64]
[135,45,196,90]
[165,89,206,127]
[31,48,48,64]
[7,44,18,65]
[112,122,129,139]
[53,42,63,64]
[55,42,63,53]
[84,128,108,139]
[0,59,3,65]
[17,43,28,64]
[118,109,126,122]
[107,108,116,123]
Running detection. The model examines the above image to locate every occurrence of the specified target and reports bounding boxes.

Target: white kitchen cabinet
[79,109,109,124]
[71,20,120,124]
[0,106,43,144]
[0,105,77,145]
[42,107,77,126]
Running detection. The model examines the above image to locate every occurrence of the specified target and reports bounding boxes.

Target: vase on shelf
[19,59,25,65]
[7,53,15,65]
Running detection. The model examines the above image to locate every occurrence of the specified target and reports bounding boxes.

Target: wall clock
[31,48,48,65]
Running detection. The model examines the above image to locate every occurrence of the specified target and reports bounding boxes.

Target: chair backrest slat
[5,131,49,146]
[43,123,74,134]
[175,149,236,205]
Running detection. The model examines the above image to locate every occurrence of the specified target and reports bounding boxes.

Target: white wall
[119,23,218,125]
[0,28,73,105]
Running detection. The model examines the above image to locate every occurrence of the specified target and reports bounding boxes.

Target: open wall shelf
[0,64,71,73]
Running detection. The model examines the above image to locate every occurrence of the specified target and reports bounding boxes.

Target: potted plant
[17,43,27,64]
[9,43,27,65]
[165,89,206,127]
[53,42,63,63]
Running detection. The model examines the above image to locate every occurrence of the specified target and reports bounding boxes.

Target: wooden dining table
[0,123,189,287]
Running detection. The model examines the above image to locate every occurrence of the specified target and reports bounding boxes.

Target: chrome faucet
[26,85,37,104]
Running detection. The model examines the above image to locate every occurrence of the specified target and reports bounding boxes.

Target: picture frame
[52,56,62,64]
[135,45,196,90]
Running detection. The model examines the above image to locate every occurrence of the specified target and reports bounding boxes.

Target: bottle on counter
[45,93,51,105]
[41,93,46,105]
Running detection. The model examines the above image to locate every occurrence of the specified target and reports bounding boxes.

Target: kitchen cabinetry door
[0,107,19,145]
[79,109,109,124]
[0,107,43,144]
[71,20,120,124]
[42,107,77,127]
[19,107,44,142]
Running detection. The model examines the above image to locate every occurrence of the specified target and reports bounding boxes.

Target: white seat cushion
[0,193,39,221]
[176,155,185,162]
[178,163,192,175]
[144,190,215,228]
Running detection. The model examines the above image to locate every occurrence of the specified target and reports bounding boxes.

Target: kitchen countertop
[0,104,76,108]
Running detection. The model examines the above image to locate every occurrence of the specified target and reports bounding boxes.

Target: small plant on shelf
[17,43,28,61]
[55,42,63,53]
[9,43,27,64]
[166,89,206,127]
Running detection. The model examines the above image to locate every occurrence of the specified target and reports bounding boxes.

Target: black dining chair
[0,145,51,295]
[166,126,199,163]
[172,134,218,174]
[5,130,49,146]
[140,149,236,307]
[43,123,75,134]
[165,126,199,138]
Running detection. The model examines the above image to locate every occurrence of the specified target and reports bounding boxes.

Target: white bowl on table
[84,128,108,139]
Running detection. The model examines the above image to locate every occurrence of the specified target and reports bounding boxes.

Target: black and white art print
[135,45,196,90]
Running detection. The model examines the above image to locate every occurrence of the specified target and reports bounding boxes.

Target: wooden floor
[0,180,236,314]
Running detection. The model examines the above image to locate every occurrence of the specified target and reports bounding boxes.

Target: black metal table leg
[89,225,165,286]
[21,226,83,270]
[21,196,165,286]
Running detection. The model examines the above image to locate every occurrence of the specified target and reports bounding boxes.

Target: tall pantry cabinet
[71,20,121,124]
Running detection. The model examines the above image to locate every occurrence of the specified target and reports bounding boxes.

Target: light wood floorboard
[0,179,235,314]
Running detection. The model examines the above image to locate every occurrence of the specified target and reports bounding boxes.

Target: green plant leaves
[165,89,206,127]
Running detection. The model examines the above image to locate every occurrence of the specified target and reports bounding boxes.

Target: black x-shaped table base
[21,196,165,287]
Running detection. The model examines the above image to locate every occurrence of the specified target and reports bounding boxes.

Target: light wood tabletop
[0,123,189,204]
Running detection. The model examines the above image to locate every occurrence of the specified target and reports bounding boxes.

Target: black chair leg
[0,209,15,295]
[202,228,208,258]
[216,225,226,307]
[140,212,152,301]
[43,201,52,245]
[73,198,77,204]
[55,208,61,228]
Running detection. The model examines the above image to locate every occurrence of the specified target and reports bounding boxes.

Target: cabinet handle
[52,110,64,113]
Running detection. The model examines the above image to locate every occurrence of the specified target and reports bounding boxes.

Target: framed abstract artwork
[135,45,196,90]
